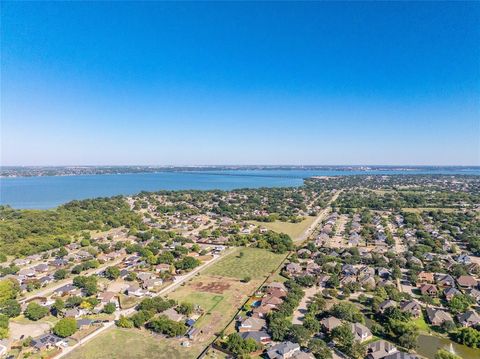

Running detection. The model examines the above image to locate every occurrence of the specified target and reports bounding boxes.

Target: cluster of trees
[72,275,98,296]
[71,259,100,274]
[451,327,480,348]
[117,296,187,334]
[145,315,187,337]
[266,281,304,341]
[0,197,142,256]
[224,333,261,357]
[0,278,20,338]
[331,323,366,359]
[229,231,294,254]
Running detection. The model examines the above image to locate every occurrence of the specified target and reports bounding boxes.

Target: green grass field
[65,328,195,359]
[249,216,316,241]
[203,247,287,279]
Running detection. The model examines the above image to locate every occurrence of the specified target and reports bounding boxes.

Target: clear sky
[1,1,479,166]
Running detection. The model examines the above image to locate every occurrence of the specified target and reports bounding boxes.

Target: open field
[64,247,283,359]
[402,207,458,213]
[203,247,287,280]
[249,216,316,241]
[65,327,194,359]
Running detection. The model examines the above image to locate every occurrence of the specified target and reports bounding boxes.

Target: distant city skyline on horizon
[1,2,479,166]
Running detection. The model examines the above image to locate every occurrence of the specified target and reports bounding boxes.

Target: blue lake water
[1,168,479,209]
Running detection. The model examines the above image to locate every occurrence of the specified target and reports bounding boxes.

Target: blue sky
[1,2,479,166]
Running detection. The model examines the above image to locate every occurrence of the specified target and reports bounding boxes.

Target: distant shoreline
[1,165,479,178]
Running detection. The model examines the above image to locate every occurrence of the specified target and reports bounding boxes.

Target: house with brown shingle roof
[420,284,438,297]
[457,275,478,289]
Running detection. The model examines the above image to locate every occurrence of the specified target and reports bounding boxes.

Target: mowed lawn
[65,327,195,359]
[249,216,316,241]
[203,247,287,279]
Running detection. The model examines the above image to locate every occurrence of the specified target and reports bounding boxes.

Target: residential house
[285,263,302,276]
[238,316,267,332]
[457,254,472,265]
[240,330,271,344]
[142,277,163,290]
[366,340,398,359]
[457,310,480,327]
[156,263,173,273]
[266,341,301,359]
[76,318,94,329]
[436,274,455,288]
[31,334,66,351]
[320,316,342,332]
[426,307,453,326]
[33,263,49,273]
[352,322,373,342]
[378,300,397,313]
[467,288,480,304]
[126,283,145,297]
[265,282,287,292]
[64,308,83,318]
[54,284,78,297]
[444,287,461,302]
[399,300,422,318]
[98,291,118,307]
[163,308,184,322]
[457,275,478,289]
[419,284,438,297]
[417,272,434,284]
[384,352,418,359]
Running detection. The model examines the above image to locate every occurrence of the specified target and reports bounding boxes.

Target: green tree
[116,315,134,328]
[448,294,474,314]
[0,314,9,339]
[330,302,364,323]
[54,269,68,280]
[24,302,48,321]
[51,298,65,316]
[307,338,332,359]
[1,299,21,318]
[453,327,480,348]
[289,324,311,347]
[268,316,292,341]
[0,278,19,304]
[53,318,78,337]
[177,302,194,316]
[103,302,116,314]
[105,266,120,280]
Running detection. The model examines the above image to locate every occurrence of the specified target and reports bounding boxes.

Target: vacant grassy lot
[249,216,316,241]
[65,327,195,359]
[204,247,287,280]
[402,207,458,213]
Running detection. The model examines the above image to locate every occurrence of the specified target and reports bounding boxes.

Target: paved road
[53,249,231,359]
[296,190,342,244]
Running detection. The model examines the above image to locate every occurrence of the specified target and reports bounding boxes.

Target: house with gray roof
[266,341,300,359]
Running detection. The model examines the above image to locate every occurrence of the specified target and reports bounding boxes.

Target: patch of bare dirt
[193,281,231,294]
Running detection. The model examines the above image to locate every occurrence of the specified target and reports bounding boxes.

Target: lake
[1,168,479,209]
[416,334,479,359]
